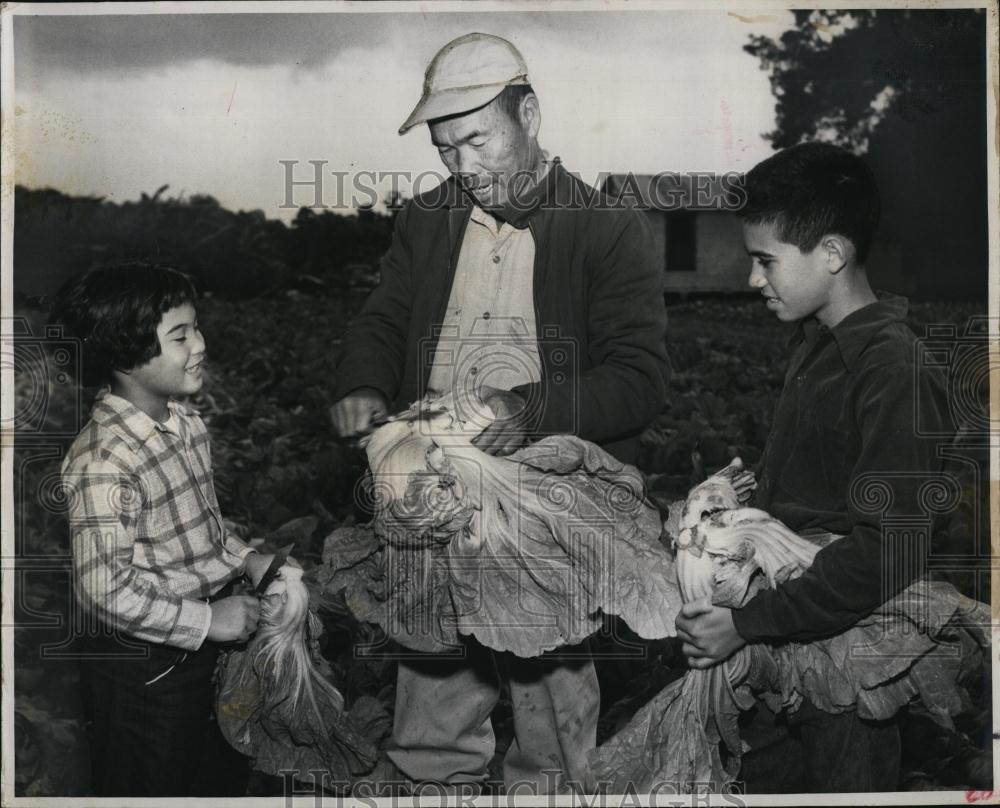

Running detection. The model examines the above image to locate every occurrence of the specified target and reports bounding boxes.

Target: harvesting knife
[254,543,294,595]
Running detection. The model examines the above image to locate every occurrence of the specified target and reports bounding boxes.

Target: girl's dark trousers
[78,630,248,797]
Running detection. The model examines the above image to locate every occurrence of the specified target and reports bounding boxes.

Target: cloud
[13,8,791,219]
[13,13,387,80]
[15,8,791,78]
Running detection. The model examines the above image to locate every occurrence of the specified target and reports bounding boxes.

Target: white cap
[399,33,530,135]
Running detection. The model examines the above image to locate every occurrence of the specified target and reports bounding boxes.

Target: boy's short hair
[50,262,197,387]
[740,142,881,263]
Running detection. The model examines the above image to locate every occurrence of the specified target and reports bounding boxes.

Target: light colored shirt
[61,392,253,651]
[426,203,542,400]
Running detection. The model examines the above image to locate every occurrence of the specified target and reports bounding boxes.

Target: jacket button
[483,312,491,320]
[492,254,501,264]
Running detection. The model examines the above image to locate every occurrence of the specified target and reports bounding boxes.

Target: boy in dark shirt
[675,142,952,791]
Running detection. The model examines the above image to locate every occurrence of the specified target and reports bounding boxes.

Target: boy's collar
[92,391,195,451]
[798,293,908,369]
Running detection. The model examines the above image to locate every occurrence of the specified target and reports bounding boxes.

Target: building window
[665,211,697,272]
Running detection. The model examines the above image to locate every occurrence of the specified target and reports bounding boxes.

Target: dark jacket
[731,296,954,643]
[332,160,670,463]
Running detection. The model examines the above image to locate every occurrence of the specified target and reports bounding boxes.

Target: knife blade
[367,414,391,430]
[254,543,294,595]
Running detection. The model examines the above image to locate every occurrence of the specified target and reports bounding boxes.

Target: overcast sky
[12,7,793,221]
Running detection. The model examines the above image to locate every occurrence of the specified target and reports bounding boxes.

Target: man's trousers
[386,639,599,793]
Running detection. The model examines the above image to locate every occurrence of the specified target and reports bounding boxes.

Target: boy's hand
[207,595,261,644]
[471,388,530,457]
[330,388,389,439]
[675,597,746,669]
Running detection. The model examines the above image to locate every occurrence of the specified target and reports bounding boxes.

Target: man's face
[129,303,207,400]
[429,95,539,209]
[743,221,836,325]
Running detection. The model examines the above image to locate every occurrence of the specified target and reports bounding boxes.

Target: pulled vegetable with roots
[215,566,378,783]
[320,393,683,658]
[589,459,991,793]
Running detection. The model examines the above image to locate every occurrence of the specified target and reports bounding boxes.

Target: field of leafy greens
[11,294,992,796]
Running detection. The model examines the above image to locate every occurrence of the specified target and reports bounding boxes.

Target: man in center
[330,33,669,792]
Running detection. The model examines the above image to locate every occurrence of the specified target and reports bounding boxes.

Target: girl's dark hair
[740,142,881,263]
[49,263,197,387]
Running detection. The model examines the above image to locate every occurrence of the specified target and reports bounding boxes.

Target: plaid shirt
[61,392,253,651]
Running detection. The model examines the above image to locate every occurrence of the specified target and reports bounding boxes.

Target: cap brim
[398,84,510,135]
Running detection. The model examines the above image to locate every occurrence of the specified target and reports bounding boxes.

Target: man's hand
[207,595,261,644]
[675,597,746,669]
[330,387,389,439]
[471,388,531,457]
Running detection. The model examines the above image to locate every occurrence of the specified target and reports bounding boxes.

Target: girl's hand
[207,595,260,643]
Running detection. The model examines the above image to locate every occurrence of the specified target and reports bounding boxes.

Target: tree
[745,10,987,301]
[13,182,403,300]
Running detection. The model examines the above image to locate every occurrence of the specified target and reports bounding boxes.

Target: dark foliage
[14,185,394,300]
[744,9,988,300]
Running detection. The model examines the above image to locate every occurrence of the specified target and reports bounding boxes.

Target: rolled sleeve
[178,598,214,650]
[223,533,255,562]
